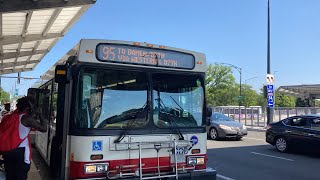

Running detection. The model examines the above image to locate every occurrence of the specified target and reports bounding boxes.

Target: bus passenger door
[27,88,50,162]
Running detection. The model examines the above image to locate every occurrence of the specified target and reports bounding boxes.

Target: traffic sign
[267,85,274,108]
[237,96,244,100]
[267,84,274,91]
[268,102,274,108]
[266,74,275,84]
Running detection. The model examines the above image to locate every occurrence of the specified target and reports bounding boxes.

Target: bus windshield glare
[76,68,204,129]
[153,73,204,128]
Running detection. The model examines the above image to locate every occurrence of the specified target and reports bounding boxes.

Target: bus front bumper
[75,168,217,180]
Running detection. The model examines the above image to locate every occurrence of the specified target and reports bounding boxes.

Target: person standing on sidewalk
[1,97,48,180]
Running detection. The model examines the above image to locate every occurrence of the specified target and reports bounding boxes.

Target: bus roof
[41,39,207,80]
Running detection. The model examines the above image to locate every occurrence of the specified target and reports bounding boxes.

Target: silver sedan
[207,112,247,140]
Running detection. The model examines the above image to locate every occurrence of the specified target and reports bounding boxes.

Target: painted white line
[243,137,265,141]
[217,174,235,180]
[251,152,294,161]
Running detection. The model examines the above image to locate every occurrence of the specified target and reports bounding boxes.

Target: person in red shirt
[3,97,47,180]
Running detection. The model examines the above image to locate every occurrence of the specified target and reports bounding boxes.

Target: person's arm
[21,113,48,132]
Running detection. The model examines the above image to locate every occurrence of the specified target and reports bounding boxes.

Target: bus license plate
[170,147,187,163]
[170,154,185,163]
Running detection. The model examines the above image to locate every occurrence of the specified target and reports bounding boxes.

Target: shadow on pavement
[32,147,56,180]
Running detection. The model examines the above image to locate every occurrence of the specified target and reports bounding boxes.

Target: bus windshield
[77,68,149,129]
[153,73,204,128]
[76,68,205,129]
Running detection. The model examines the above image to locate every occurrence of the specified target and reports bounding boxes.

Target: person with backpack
[0,96,48,180]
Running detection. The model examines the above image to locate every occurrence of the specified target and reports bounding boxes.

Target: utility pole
[266,0,274,125]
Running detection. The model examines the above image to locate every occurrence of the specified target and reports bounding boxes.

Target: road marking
[251,152,294,161]
[217,174,235,180]
[243,137,265,141]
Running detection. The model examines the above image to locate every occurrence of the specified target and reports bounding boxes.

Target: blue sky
[3,0,320,96]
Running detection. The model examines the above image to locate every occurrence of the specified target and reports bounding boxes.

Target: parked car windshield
[211,113,234,121]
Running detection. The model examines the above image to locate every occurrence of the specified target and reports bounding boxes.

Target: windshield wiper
[114,101,148,143]
[169,95,184,112]
[156,93,185,140]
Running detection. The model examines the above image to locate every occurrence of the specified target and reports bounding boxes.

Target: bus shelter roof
[0,0,96,75]
[278,84,320,99]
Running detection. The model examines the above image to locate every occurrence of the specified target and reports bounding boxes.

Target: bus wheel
[230,115,234,119]
[210,128,219,140]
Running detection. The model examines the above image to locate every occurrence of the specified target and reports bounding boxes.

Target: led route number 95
[102,46,115,60]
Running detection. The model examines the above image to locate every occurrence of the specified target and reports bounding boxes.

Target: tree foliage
[206,63,238,106]
[242,84,259,107]
[275,90,296,107]
[205,64,296,108]
[206,63,260,107]
[296,98,309,107]
[0,87,10,104]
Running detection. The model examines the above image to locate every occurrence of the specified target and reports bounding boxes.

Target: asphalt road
[208,129,320,180]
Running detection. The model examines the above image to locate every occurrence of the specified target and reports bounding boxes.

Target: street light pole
[245,77,258,85]
[266,0,274,125]
[220,63,242,122]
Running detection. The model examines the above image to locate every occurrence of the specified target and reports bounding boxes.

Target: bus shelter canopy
[278,84,320,99]
[0,0,96,75]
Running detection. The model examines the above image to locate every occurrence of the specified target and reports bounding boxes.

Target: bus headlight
[187,156,205,165]
[84,163,109,174]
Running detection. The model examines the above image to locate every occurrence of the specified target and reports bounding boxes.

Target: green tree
[296,98,309,107]
[275,91,296,107]
[0,87,10,104]
[256,86,267,107]
[206,63,238,106]
[242,84,259,107]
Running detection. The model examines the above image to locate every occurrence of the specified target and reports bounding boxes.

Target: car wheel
[210,128,219,140]
[275,137,289,152]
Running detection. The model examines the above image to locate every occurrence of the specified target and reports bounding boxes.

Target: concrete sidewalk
[247,126,267,131]
[28,160,41,180]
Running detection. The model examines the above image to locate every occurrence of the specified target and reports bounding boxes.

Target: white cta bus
[29,39,216,180]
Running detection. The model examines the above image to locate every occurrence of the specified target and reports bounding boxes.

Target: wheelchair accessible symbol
[92,140,103,151]
[190,136,198,146]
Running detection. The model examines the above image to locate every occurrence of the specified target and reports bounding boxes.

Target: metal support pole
[266,0,274,125]
[245,107,247,126]
[0,77,2,104]
[239,69,242,122]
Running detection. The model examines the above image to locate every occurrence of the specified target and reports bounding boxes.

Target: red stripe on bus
[69,154,207,179]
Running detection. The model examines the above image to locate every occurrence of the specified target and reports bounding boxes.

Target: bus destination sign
[96,44,195,69]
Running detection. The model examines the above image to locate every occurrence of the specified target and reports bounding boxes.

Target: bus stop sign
[267,85,274,108]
